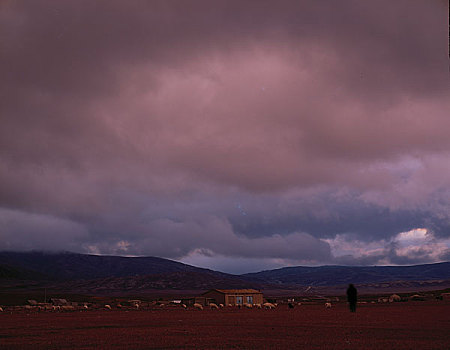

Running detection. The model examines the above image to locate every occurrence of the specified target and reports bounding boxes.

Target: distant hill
[0,251,263,293]
[0,263,48,280]
[1,251,449,294]
[53,271,263,294]
[0,251,221,281]
[242,262,450,286]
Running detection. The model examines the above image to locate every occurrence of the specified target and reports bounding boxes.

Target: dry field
[1,301,449,349]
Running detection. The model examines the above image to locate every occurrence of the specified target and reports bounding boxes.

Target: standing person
[347,284,357,312]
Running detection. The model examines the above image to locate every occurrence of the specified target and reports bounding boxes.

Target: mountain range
[243,263,450,286]
[1,251,450,294]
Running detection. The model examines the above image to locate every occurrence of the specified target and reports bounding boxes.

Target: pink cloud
[0,0,448,271]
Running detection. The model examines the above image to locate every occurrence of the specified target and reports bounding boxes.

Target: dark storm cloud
[0,0,449,272]
[0,208,88,251]
[228,194,425,240]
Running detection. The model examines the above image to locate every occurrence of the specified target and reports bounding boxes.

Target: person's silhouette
[347,284,357,312]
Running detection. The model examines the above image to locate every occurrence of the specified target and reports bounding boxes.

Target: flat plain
[1,301,449,349]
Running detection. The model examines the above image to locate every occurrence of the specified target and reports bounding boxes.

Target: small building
[202,289,263,306]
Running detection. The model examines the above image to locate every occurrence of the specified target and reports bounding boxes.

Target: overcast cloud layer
[1,0,449,273]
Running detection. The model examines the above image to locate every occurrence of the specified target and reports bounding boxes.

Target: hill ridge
[1,251,450,292]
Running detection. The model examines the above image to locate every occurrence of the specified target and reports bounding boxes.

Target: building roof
[203,289,262,295]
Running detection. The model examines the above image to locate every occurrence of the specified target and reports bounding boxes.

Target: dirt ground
[1,301,449,349]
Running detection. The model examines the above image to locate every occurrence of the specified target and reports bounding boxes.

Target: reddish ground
[1,301,449,349]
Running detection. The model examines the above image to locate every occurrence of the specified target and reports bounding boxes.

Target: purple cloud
[0,0,448,272]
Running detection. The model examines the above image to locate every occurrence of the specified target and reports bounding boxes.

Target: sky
[1,0,449,274]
